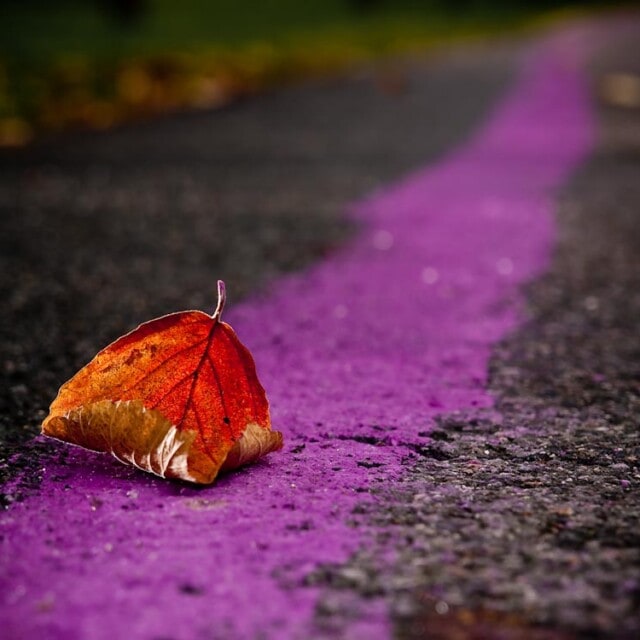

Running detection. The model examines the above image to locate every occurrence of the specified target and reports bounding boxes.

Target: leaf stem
[213,280,226,319]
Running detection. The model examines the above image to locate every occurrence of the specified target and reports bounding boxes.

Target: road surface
[1,14,639,640]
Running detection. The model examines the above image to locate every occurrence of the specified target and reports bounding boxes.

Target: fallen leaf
[42,281,283,484]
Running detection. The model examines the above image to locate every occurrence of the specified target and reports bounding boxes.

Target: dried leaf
[42,281,283,484]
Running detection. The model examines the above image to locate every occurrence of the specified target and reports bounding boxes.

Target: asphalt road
[1,15,639,640]
[0,40,514,483]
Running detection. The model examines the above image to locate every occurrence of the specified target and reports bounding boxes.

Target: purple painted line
[1,28,595,640]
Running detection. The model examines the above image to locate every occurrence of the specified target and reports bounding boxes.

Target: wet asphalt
[1,17,640,639]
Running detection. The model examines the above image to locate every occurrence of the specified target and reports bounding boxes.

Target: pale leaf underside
[43,399,283,484]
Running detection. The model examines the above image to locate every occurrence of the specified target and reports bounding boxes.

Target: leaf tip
[220,422,284,473]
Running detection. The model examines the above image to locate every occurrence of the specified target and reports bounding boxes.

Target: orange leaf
[42,281,283,484]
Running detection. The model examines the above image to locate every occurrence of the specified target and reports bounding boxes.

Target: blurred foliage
[0,0,628,145]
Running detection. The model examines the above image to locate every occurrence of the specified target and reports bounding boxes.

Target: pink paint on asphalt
[0,27,594,640]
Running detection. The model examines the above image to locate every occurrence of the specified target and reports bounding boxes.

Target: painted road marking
[0,27,595,640]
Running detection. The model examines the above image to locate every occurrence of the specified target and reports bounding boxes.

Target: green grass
[0,0,624,144]
[1,0,556,61]
[2,1,356,60]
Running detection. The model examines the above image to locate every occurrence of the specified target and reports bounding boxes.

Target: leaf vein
[147,370,193,410]
[118,337,208,396]
[206,355,232,439]
[220,329,259,417]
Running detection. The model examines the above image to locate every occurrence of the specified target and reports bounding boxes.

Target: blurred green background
[0,0,623,144]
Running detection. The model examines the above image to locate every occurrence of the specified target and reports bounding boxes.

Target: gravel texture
[308,22,640,640]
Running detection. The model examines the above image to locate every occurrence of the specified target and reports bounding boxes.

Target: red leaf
[42,281,283,484]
